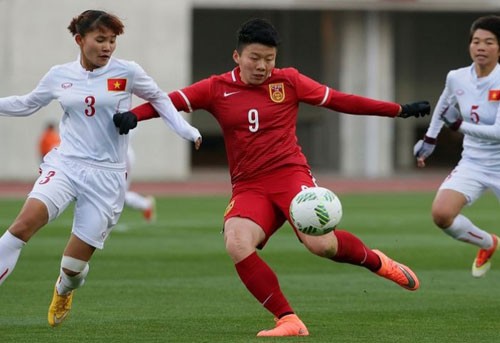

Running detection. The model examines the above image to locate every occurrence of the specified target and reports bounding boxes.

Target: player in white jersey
[0,10,202,327]
[414,15,500,277]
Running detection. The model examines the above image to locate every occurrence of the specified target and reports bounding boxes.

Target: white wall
[0,0,192,181]
[0,0,496,181]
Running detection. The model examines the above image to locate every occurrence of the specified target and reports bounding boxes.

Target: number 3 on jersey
[248,109,259,132]
[85,96,96,117]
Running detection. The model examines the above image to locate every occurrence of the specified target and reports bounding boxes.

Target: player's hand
[113,111,138,135]
[440,108,462,131]
[194,137,202,150]
[413,135,436,168]
[399,101,431,118]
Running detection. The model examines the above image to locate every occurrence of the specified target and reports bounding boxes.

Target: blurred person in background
[38,122,61,161]
[414,15,500,278]
[0,9,201,327]
[125,133,156,223]
[115,18,430,337]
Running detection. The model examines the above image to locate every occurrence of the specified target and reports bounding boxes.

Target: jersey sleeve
[294,71,400,117]
[459,108,500,140]
[0,69,55,117]
[169,78,213,113]
[130,62,201,142]
[131,76,213,122]
[424,72,453,139]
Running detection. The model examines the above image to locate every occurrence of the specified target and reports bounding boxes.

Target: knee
[8,201,49,242]
[9,218,43,242]
[224,227,254,262]
[431,206,455,229]
[303,236,336,258]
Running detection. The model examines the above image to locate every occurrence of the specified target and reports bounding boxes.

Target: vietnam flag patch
[488,89,500,101]
[107,78,127,91]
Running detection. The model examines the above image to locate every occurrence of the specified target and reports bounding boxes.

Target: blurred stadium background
[0,0,498,183]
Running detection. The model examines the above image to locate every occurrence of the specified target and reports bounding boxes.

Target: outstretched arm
[128,102,159,121]
[324,89,430,118]
[0,69,55,117]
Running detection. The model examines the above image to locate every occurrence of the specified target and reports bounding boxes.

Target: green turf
[0,192,499,342]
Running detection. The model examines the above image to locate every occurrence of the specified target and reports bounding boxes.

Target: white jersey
[426,63,500,171]
[0,56,201,168]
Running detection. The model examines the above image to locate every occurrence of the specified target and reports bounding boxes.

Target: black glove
[113,111,137,135]
[399,101,431,118]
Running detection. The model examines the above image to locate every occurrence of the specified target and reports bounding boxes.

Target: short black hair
[236,18,281,52]
[68,9,124,37]
[470,15,500,43]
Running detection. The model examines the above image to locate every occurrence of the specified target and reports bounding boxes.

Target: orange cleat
[373,249,419,291]
[257,314,309,337]
[142,196,156,223]
[472,234,498,278]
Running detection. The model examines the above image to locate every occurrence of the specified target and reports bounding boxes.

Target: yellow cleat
[373,249,419,291]
[48,282,74,327]
[472,234,498,278]
[257,314,309,337]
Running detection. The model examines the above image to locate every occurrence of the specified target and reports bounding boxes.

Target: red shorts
[223,165,317,248]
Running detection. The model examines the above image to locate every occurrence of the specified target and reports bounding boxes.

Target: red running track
[0,170,447,198]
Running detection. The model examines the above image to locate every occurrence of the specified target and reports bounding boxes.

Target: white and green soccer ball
[289,187,343,236]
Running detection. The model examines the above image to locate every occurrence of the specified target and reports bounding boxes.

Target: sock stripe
[0,268,9,281]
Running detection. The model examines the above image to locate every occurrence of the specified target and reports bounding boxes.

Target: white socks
[0,231,26,285]
[443,214,493,249]
[125,191,151,211]
[56,264,89,295]
[0,230,91,293]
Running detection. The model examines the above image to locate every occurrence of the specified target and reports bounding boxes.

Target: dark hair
[68,10,124,37]
[470,15,500,43]
[236,18,281,52]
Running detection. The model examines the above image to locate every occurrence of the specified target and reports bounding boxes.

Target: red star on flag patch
[488,89,500,101]
[107,78,127,91]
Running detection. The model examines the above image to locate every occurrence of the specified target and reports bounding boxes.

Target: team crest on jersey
[107,78,127,91]
[269,83,285,103]
[488,89,500,101]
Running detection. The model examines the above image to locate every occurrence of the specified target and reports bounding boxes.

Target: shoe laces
[274,316,305,335]
[381,257,407,282]
[386,262,401,279]
[476,236,498,266]
[54,292,72,311]
[477,247,494,266]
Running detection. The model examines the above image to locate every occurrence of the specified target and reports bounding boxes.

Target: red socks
[235,252,293,318]
[331,229,381,272]
[234,230,381,318]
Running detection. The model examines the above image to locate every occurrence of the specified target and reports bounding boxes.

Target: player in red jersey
[114,18,430,337]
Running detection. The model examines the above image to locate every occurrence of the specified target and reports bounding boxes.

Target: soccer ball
[289,187,342,236]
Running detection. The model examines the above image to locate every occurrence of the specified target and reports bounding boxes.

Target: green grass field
[1,192,499,342]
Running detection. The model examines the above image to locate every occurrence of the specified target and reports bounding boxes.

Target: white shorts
[439,160,500,205]
[29,149,127,249]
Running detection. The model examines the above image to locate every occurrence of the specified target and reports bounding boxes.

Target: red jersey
[133,67,400,183]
